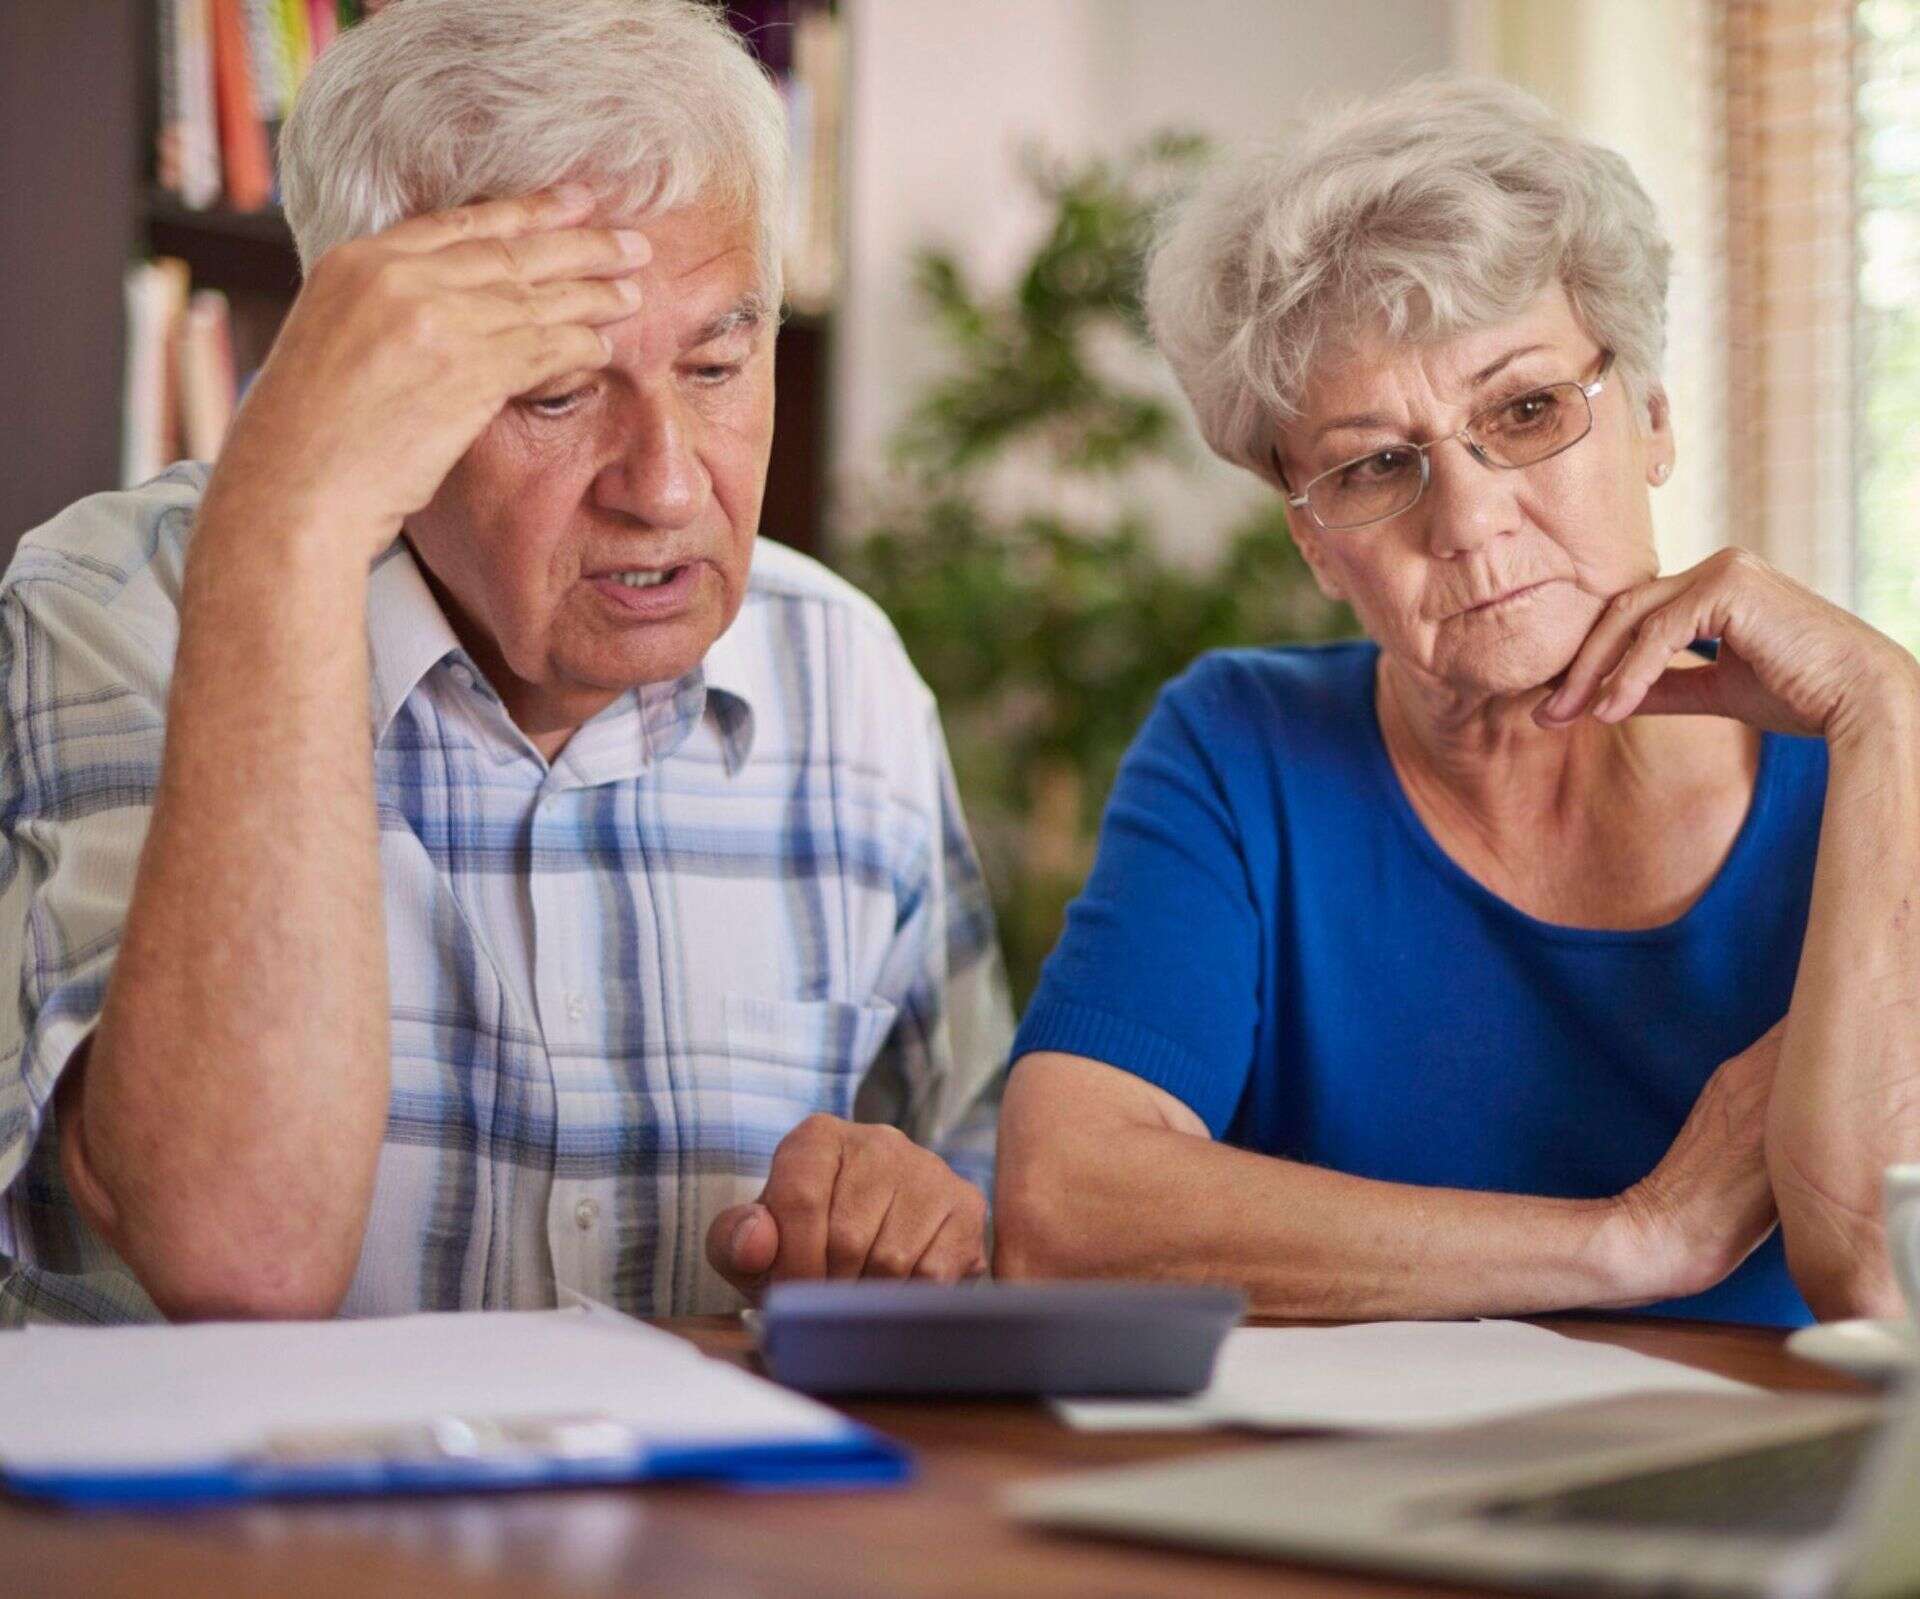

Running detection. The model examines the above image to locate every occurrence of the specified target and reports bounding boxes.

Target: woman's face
[1272,287,1674,699]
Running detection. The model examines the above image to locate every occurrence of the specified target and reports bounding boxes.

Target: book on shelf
[179,291,240,463]
[157,0,223,209]
[158,0,362,212]
[154,0,840,308]
[783,7,843,316]
[726,2,844,314]
[123,261,238,487]
[208,0,273,211]
[122,260,188,488]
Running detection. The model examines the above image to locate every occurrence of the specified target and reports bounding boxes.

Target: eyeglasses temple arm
[1269,445,1310,507]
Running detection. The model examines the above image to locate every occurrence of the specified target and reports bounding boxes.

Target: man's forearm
[1770,668,1920,1319]
[68,489,391,1319]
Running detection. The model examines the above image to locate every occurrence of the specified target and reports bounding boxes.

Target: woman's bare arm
[1542,548,1920,1319]
[995,1034,1780,1318]
[1765,679,1920,1318]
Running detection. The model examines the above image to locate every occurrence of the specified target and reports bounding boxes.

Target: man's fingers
[705,1201,780,1293]
[911,1200,990,1284]
[433,225,652,290]
[497,322,615,396]
[762,1119,843,1282]
[478,275,642,335]
[860,1171,953,1280]
[381,185,599,254]
[822,1154,894,1279]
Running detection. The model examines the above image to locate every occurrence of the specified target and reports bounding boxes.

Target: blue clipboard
[0,1297,913,1509]
[4,1423,911,1509]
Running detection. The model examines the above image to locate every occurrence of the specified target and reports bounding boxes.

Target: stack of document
[0,1302,905,1506]
[1055,1319,1758,1433]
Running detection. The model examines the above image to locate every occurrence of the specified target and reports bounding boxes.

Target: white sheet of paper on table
[0,1302,848,1472]
[1053,1318,1759,1433]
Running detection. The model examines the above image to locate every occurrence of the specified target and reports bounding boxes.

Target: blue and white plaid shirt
[0,464,1011,1325]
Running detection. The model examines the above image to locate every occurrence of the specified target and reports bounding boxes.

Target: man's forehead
[596,199,752,272]
[602,203,766,342]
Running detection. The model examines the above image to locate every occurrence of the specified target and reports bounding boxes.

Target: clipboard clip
[253,1413,641,1467]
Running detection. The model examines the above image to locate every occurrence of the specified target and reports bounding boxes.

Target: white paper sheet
[1055,1319,1758,1434]
[0,1304,847,1471]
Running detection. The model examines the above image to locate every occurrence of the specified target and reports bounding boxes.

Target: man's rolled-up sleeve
[0,502,182,1321]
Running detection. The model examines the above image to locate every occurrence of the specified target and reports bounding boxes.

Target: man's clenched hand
[706,1116,988,1298]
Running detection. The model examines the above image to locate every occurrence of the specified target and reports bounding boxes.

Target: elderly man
[0,0,1009,1325]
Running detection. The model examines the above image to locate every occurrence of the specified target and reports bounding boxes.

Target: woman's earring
[1650,462,1671,484]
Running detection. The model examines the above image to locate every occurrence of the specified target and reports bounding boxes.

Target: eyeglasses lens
[1470,382,1591,468]
[1307,447,1424,530]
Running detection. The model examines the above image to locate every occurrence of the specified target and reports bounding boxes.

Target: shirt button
[574,1197,600,1231]
[565,992,586,1021]
[448,663,475,690]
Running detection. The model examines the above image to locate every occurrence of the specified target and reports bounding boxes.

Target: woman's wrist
[1590,1179,1763,1308]
[1825,645,1920,759]
[1579,1190,1676,1308]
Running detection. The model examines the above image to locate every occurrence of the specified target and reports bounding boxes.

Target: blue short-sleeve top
[1012,641,1826,1326]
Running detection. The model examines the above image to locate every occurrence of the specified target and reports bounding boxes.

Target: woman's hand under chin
[1533,547,1920,744]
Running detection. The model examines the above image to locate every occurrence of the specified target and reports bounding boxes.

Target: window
[1857,0,1920,650]
[1717,0,1920,642]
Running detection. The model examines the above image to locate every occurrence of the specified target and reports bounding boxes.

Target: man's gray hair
[1144,76,1672,476]
[280,0,788,301]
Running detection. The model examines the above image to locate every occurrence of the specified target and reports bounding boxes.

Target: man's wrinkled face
[1273,286,1674,700]
[405,201,774,744]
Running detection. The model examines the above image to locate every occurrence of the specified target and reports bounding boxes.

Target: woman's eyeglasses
[1277,351,1615,533]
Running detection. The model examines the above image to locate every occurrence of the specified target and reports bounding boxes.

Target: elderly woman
[995,79,1920,1326]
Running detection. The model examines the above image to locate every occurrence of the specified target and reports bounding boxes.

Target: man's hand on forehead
[200,185,653,564]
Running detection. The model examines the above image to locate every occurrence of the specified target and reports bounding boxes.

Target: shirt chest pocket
[721,993,899,1167]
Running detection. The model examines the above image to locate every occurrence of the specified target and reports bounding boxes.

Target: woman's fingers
[1634,660,1733,718]
[1541,548,1905,738]
[1537,573,1689,724]
[1590,597,1707,721]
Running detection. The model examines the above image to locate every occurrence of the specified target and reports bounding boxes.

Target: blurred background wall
[837,0,1454,544]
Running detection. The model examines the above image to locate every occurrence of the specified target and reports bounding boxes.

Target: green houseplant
[839,137,1354,1002]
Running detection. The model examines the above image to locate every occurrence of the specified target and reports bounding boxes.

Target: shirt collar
[366,539,462,744]
[694,602,758,773]
[365,538,759,772]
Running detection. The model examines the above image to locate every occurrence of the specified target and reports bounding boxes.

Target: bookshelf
[0,1,838,562]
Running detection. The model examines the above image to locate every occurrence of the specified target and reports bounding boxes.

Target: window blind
[1716,0,1859,604]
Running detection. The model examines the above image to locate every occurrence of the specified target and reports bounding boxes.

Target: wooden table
[3,1314,1870,1598]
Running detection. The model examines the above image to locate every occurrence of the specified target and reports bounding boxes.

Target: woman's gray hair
[280,0,787,301]
[1145,75,1672,476]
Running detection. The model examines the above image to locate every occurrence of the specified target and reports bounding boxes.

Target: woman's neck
[1374,651,1640,829]
[1372,649,1759,929]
